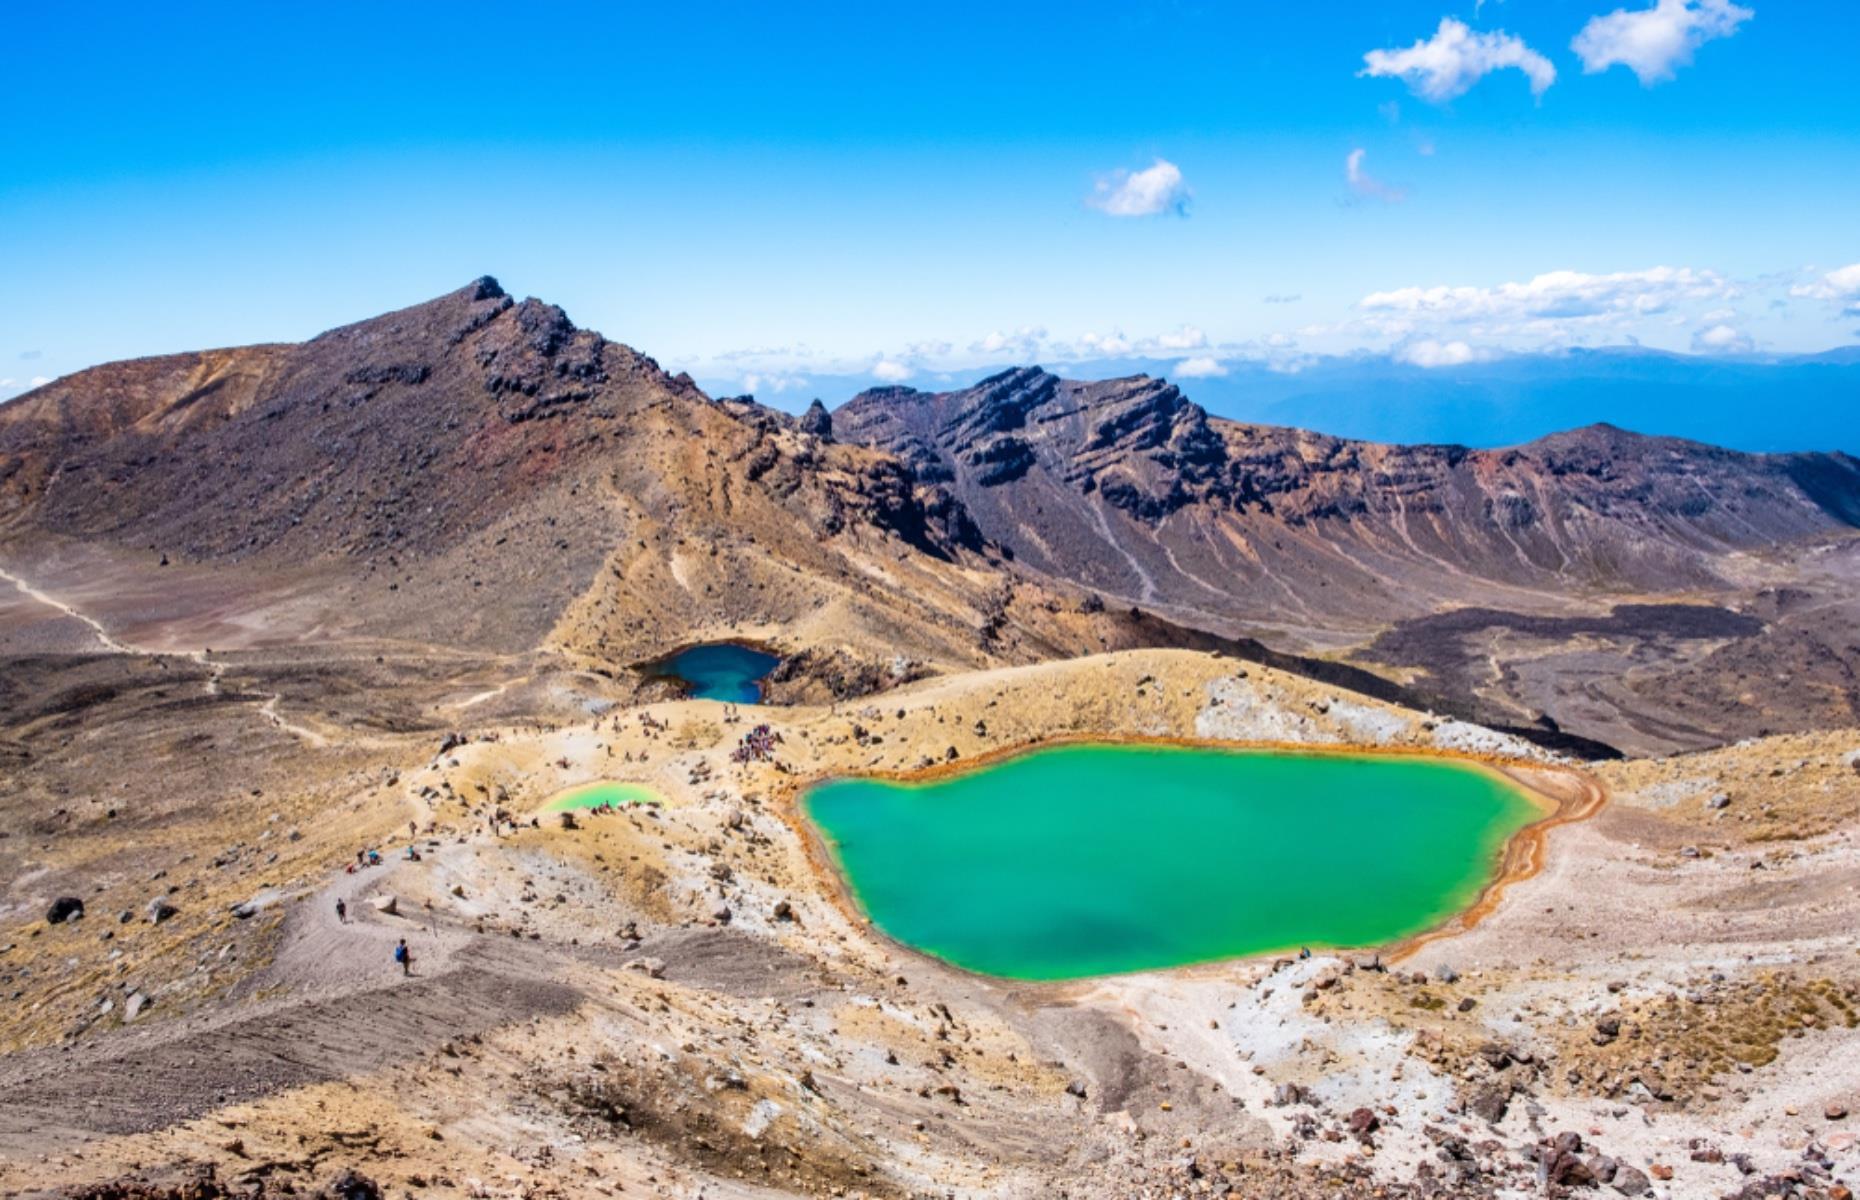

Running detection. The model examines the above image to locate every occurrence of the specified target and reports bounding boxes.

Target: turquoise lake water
[803,743,1540,980]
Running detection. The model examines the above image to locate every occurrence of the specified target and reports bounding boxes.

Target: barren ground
[2,563,1857,1200]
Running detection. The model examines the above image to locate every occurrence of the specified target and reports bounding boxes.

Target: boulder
[372,895,399,916]
[124,991,152,1022]
[145,897,179,925]
[1467,1083,1510,1125]
[1611,1164,1651,1194]
[325,1168,382,1200]
[45,896,85,925]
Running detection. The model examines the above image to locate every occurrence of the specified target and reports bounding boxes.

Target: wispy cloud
[1262,293,1302,305]
[1573,0,1753,85]
[871,359,912,383]
[1345,148,1407,203]
[1361,18,1556,102]
[1360,266,1734,326]
[740,372,810,395]
[1790,263,1860,314]
[1086,158,1190,217]
[1155,325,1207,351]
[969,327,1048,359]
[1395,338,1496,368]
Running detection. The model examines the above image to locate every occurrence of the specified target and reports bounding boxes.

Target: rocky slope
[0,282,1209,684]
[836,368,1860,751]
[835,367,1860,622]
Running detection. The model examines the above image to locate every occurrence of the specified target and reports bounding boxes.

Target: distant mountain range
[5,280,1858,754]
[834,366,1859,638]
[704,346,1860,455]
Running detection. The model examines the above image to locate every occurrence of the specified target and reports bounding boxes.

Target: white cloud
[1790,262,1860,307]
[1395,338,1494,368]
[1361,18,1556,102]
[1345,148,1406,203]
[740,372,809,395]
[1573,0,1753,85]
[1087,158,1190,218]
[1078,331,1132,356]
[1155,325,1208,351]
[1174,356,1229,378]
[1692,323,1754,353]
[0,378,15,388]
[1360,266,1734,326]
[970,327,1048,359]
[29,376,49,387]
[871,359,912,382]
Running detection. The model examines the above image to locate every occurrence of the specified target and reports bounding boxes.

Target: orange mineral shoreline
[772,732,1608,987]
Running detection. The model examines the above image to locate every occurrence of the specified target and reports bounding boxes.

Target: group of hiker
[730,723,781,764]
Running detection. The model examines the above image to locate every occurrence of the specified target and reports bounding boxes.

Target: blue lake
[660,643,781,704]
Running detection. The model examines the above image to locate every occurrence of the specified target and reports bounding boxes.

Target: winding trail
[0,560,332,744]
[0,563,139,654]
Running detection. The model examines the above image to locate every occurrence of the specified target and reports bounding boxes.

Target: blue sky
[3,0,1858,403]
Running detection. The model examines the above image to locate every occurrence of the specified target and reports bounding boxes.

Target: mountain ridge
[6,282,1858,751]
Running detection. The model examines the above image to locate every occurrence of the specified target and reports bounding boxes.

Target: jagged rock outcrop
[836,368,1860,621]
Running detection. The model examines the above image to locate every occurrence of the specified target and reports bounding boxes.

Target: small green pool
[803,743,1541,980]
[545,781,661,812]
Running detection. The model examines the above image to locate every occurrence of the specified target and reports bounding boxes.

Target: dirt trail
[0,558,395,747]
[0,562,139,654]
[0,853,578,1154]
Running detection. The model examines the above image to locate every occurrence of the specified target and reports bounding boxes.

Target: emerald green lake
[803,744,1541,981]
[545,781,662,811]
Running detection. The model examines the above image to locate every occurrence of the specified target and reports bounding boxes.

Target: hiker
[395,938,412,976]
[367,848,382,866]
[335,898,347,923]
[1299,946,1311,960]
